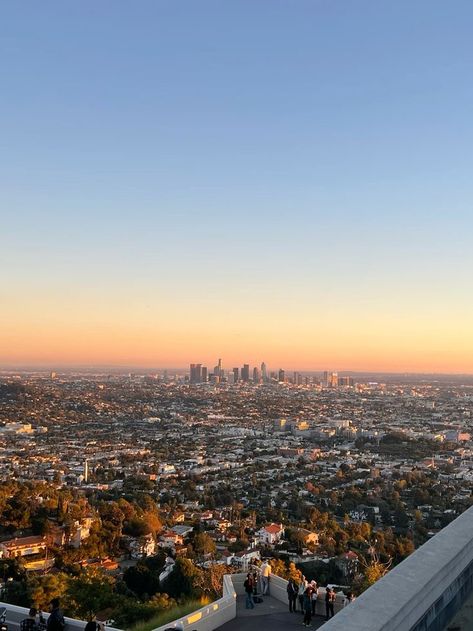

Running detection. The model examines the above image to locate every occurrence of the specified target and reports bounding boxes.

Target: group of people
[20,600,64,631]
[20,599,104,631]
[243,560,272,609]
[287,576,353,627]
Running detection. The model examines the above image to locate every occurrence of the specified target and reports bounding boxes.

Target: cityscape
[1,364,473,628]
[2,1,473,631]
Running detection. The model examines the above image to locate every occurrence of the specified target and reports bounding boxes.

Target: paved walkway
[219,594,326,630]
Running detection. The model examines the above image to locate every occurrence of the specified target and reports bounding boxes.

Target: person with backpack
[244,573,255,609]
[286,578,297,613]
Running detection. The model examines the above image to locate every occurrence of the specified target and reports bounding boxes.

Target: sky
[1,1,473,372]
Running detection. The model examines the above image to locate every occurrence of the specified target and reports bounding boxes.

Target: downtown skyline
[2,1,473,373]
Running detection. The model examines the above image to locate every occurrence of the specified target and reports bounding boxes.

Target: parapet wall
[152,573,236,631]
[0,602,121,631]
[323,504,473,631]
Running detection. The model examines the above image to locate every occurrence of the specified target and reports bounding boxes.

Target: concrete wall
[152,573,236,631]
[322,504,473,631]
[0,602,121,631]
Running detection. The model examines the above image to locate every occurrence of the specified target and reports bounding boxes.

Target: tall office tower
[190,363,202,384]
[261,362,267,382]
[233,367,239,383]
[278,368,285,383]
[213,358,222,377]
[83,459,89,483]
[330,371,339,388]
[323,371,329,387]
[253,367,260,383]
[201,366,208,383]
[241,364,250,382]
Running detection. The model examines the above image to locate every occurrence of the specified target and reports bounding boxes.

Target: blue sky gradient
[1,1,473,370]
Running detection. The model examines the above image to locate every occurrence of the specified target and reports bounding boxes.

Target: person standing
[286,578,297,613]
[20,608,39,631]
[325,587,335,620]
[298,576,307,613]
[46,599,65,631]
[260,560,271,595]
[244,573,255,609]
[303,587,313,627]
[310,581,319,616]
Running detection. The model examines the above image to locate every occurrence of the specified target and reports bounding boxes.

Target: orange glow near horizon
[2,303,473,373]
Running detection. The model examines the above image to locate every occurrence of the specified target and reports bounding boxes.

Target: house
[294,528,319,546]
[127,533,156,559]
[70,517,94,548]
[256,523,285,545]
[224,548,261,568]
[159,530,184,548]
[0,536,47,559]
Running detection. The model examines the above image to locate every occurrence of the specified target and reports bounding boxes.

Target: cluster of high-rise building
[189,361,356,387]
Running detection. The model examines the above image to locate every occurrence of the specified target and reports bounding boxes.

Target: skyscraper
[278,368,285,383]
[201,366,208,383]
[190,363,202,384]
[253,367,260,383]
[213,358,223,378]
[233,367,239,383]
[261,362,267,382]
[241,364,250,382]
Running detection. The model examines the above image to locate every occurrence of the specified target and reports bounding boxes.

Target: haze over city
[2,1,473,372]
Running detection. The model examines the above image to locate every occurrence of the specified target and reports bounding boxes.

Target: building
[0,536,47,559]
[233,367,239,383]
[190,364,202,384]
[278,369,285,383]
[241,364,250,382]
[256,523,285,545]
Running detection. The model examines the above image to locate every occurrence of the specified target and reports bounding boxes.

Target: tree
[193,533,216,558]
[65,569,117,619]
[123,564,160,599]
[163,558,204,599]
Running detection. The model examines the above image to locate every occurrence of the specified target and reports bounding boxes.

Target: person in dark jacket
[84,616,98,631]
[303,587,312,627]
[244,573,255,609]
[286,579,297,613]
[47,599,65,631]
[325,587,335,620]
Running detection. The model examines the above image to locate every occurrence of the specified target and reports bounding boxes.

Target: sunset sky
[2,1,473,372]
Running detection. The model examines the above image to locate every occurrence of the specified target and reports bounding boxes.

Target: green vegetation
[128,599,210,631]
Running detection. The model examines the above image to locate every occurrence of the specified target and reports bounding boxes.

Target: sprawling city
[1,365,473,629]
